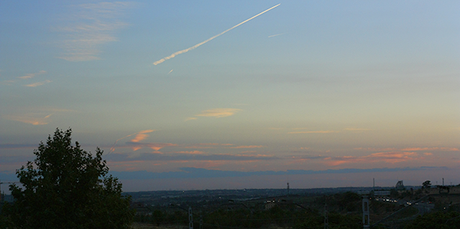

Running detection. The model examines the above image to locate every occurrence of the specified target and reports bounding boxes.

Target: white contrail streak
[268,33,284,38]
[153,4,280,65]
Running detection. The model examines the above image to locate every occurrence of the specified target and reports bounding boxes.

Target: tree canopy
[422,180,432,189]
[3,128,134,229]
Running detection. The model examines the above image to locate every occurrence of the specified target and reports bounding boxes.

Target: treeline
[133,190,460,229]
[135,206,362,229]
[135,192,364,229]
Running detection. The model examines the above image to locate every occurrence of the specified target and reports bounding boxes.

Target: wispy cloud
[230,145,263,149]
[288,130,339,134]
[2,70,49,86]
[182,143,234,149]
[323,151,428,166]
[354,147,459,152]
[59,2,132,61]
[186,108,241,120]
[130,130,155,143]
[5,113,52,125]
[268,33,284,38]
[195,108,241,118]
[153,4,280,65]
[108,166,448,180]
[167,69,173,75]
[401,147,459,152]
[107,151,279,162]
[288,128,369,134]
[24,80,51,87]
[343,128,370,132]
[111,129,162,152]
[126,142,176,151]
[18,70,46,79]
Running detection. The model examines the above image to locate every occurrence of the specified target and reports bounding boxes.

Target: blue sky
[1,0,459,192]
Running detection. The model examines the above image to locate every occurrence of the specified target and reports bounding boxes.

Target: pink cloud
[5,113,52,125]
[354,147,459,152]
[401,147,459,152]
[320,151,430,166]
[111,142,176,153]
[195,108,241,118]
[130,130,155,143]
[175,151,205,155]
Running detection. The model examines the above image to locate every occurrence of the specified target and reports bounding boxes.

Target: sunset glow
[1,1,459,192]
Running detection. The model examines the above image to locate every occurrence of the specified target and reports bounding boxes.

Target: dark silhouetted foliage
[404,211,460,229]
[3,128,134,229]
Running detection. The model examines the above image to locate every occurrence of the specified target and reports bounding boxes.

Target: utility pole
[287,182,290,197]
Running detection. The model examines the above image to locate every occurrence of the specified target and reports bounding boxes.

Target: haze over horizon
[1,1,459,193]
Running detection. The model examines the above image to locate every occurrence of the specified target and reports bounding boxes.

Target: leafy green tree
[4,128,134,229]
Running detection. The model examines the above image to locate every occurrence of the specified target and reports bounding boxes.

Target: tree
[423,180,431,189]
[4,128,134,229]
[404,211,460,229]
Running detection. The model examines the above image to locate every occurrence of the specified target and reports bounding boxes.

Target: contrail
[168,69,173,74]
[153,3,280,65]
[268,33,284,38]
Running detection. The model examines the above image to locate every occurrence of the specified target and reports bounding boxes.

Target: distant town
[2,179,460,228]
[120,180,460,228]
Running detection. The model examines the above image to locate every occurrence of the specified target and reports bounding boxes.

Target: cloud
[176,151,205,155]
[268,33,284,38]
[230,145,263,149]
[109,130,179,152]
[126,142,176,151]
[354,147,397,151]
[5,113,52,125]
[354,147,459,152]
[288,130,339,134]
[108,166,448,180]
[130,130,155,143]
[401,147,459,152]
[323,151,429,166]
[343,128,370,132]
[58,2,132,61]
[185,117,197,121]
[110,130,155,152]
[107,151,279,162]
[182,143,234,149]
[153,4,280,65]
[18,70,46,79]
[24,80,51,87]
[195,108,241,118]
[290,155,329,160]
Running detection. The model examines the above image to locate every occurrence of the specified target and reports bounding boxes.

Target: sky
[1,0,459,193]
